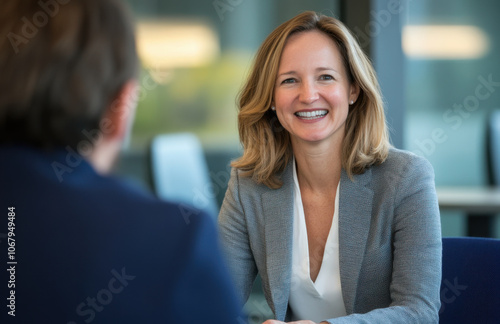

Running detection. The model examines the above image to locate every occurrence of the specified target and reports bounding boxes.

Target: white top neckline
[288,158,347,322]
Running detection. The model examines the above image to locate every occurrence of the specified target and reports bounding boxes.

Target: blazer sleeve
[326,155,442,324]
[218,168,258,304]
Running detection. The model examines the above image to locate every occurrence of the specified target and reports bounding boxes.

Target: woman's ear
[349,83,360,104]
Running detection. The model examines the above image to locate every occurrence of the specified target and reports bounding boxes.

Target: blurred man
[0,0,243,323]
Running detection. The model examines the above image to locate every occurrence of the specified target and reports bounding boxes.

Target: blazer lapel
[261,163,294,321]
[338,168,374,314]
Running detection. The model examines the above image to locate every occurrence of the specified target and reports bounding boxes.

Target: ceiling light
[403,25,489,59]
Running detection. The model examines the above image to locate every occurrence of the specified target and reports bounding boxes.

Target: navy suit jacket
[0,145,243,323]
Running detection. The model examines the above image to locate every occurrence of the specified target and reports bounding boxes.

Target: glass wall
[123,0,340,150]
[403,0,500,237]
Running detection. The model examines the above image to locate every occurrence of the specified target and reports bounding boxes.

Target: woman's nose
[299,81,319,104]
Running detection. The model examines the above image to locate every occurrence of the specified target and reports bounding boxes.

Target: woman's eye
[281,78,296,84]
[320,74,334,81]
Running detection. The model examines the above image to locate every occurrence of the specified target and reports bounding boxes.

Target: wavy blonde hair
[232,11,390,189]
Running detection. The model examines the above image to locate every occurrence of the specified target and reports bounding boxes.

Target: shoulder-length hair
[232,11,390,189]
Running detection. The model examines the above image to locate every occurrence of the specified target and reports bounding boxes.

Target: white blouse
[288,159,347,322]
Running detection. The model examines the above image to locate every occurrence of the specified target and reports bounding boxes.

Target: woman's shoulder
[365,149,436,201]
[228,161,294,201]
[385,147,432,167]
[373,148,434,178]
[229,166,281,193]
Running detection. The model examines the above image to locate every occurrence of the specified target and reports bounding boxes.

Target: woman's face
[273,30,359,146]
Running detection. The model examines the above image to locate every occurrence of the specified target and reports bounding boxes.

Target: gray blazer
[218,149,442,323]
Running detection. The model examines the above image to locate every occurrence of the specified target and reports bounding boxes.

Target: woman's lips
[294,109,328,120]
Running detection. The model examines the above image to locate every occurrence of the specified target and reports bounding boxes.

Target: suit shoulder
[229,167,271,194]
[93,175,211,228]
[382,148,433,171]
[370,148,434,185]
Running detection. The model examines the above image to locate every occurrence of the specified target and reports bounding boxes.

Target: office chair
[467,109,500,237]
[149,133,219,220]
[439,237,500,324]
[486,109,500,186]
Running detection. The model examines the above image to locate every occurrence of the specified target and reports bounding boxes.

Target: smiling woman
[218,11,442,324]
[232,11,389,189]
[273,30,359,147]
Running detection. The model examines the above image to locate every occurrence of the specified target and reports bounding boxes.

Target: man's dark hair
[0,0,139,149]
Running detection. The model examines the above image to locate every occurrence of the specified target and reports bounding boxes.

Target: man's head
[0,0,139,172]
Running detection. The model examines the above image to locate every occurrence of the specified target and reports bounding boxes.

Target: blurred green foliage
[130,51,252,149]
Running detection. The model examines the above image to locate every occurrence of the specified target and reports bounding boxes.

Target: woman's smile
[294,109,329,120]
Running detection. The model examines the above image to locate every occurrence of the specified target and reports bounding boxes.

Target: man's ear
[102,80,138,141]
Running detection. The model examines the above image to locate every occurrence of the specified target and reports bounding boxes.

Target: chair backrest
[487,109,500,185]
[439,237,500,323]
[149,133,218,220]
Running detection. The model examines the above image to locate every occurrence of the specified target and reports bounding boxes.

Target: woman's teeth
[295,110,328,119]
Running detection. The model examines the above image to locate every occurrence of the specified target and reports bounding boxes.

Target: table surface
[436,186,500,214]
